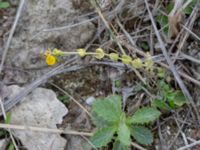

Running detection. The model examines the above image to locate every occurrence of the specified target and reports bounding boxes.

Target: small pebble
[85,96,95,106]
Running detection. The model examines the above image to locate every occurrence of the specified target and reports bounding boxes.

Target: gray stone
[4,0,95,76]
[85,96,95,105]
[8,85,68,150]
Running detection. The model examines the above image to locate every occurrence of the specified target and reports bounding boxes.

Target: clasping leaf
[128,107,161,124]
[92,95,122,123]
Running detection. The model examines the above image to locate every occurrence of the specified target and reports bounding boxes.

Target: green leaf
[157,67,166,78]
[92,95,122,123]
[5,112,12,124]
[0,129,8,137]
[140,42,149,51]
[131,126,153,145]
[118,115,131,146]
[166,2,174,13]
[91,111,110,128]
[58,95,70,104]
[183,6,193,14]
[8,143,14,150]
[173,91,187,106]
[0,2,10,9]
[113,140,129,150]
[115,80,121,88]
[165,91,175,101]
[128,107,161,124]
[152,99,170,110]
[90,126,116,148]
[156,14,169,35]
[168,99,175,109]
[183,0,197,14]
[157,15,168,26]
[158,80,170,91]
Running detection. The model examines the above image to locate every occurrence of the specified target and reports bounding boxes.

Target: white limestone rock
[8,85,68,150]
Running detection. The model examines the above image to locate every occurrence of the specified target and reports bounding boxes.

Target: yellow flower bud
[44,48,51,56]
[157,67,165,78]
[121,54,132,64]
[166,76,172,82]
[144,53,154,70]
[131,58,143,69]
[52,48,63,56]
[46,54,56,66]
[77,48,86,57]
[109,53,119,61]
[95,48,105,59]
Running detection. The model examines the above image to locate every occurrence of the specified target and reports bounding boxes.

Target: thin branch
[180,53,200,65]
[177,140,200,150]
[131,142,147,150]
[181,24,200,41]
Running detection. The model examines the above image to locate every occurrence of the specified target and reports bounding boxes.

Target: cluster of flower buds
[44,48,154,71]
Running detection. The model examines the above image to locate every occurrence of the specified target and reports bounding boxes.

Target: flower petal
[46,55,56,66]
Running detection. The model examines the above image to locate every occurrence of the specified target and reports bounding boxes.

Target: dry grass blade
[144,0,200,124]
[32,15,98,39]
[0,123,92,136]
[89,0,126,54]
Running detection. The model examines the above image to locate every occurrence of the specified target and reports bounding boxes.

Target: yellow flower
[52,48,63,56]
[77,48,86,57]
[109,53,119,61]
[131,58,143,69]
[121,54,132,64]
[46,54,56,66]
[95,48,105,59]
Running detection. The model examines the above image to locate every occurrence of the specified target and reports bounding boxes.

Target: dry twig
[177,140,200,150]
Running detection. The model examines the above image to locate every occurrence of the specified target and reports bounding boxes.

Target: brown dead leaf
[168,12,184,38]
[168,0,184,38]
